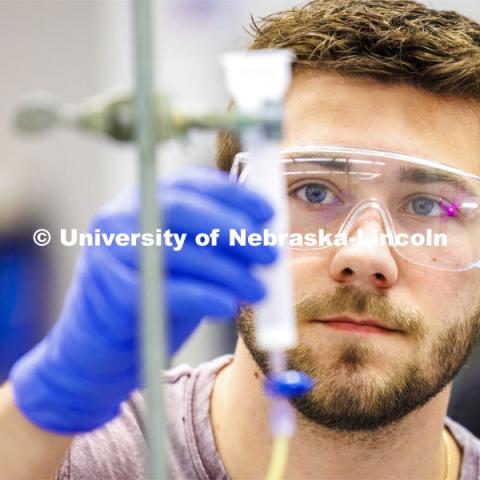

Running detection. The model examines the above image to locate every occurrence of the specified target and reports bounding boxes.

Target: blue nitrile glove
[9,167,276,434]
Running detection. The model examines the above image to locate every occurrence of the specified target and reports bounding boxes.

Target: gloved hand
[9,167,276,434]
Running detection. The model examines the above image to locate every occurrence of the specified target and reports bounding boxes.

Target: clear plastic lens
[231,146,480,271]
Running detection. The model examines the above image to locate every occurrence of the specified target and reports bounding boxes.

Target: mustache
[296,285,427,338]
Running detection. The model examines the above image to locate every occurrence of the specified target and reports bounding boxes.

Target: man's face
[237,70,480,431]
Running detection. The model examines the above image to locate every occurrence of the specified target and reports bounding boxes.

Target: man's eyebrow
[286,156,351,172]
[399,166,477,196]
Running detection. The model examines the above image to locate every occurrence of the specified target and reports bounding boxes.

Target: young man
[2,1,480,479]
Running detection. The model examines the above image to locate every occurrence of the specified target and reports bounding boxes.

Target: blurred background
[1,0,480,432]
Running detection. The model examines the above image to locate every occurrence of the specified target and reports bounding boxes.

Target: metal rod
[132,1,168,479]
[14,92,264,142]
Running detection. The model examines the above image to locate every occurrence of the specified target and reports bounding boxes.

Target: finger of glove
[166,276,238,320]
[164,190,277,265]
[165,241,265,303]
[167,166,274,224]
[166,277,238,355]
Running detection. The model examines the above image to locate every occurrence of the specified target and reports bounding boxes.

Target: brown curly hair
[216,0,480,172]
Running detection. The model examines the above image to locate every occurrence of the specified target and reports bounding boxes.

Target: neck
[211,341,460,480]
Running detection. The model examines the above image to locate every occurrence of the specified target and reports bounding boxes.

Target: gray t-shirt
[55,354,480,479]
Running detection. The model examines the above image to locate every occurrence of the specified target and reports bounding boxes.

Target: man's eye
[405,196,456,217]
[294,183,340,205]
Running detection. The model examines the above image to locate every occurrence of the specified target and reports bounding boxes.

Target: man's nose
[329,209,399,289]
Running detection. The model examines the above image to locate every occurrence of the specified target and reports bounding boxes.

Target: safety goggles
[230,145,480,272]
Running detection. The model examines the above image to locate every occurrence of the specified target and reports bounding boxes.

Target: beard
[237,285,480,432]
